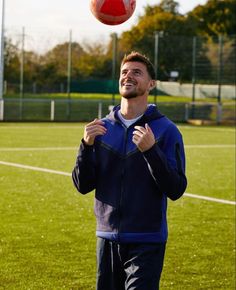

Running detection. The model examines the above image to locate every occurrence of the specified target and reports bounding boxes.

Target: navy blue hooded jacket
[72,104,187,243]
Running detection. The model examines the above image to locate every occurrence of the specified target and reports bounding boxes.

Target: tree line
[4,0,236,94]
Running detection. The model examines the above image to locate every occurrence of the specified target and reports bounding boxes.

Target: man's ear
[149,80,156,91]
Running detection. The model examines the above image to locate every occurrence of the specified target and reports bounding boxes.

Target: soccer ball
[90,0,136,25]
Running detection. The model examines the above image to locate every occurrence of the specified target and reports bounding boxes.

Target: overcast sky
[2,0,208,52]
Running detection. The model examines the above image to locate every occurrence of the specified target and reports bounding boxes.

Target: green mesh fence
[1,99,235,124]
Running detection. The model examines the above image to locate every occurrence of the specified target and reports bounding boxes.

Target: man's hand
[83,118,107,146]
[132,123,155,152]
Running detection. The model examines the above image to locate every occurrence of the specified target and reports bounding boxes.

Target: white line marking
[185,144,235,149]
[0,124,234,132]
[0,147,77,152]
[0,160,71,176]
[178,126,235,132]
[0,144,234,152]
[184,193,235,205]
[0,125,84,129]
[0,160,235,206]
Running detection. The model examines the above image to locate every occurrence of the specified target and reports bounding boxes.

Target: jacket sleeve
[72,139,96,194]
[143,124,187,200]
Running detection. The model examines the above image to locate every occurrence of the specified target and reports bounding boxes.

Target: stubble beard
[120,87,146,100]
[122,91,138,99]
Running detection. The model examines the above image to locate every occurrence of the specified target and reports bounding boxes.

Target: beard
[119,86,146,99]
[122,91,138,99]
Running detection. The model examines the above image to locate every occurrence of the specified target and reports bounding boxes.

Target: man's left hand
[132,123,155,152]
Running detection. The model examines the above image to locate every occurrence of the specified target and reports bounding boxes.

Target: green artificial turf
[0,123,235,289]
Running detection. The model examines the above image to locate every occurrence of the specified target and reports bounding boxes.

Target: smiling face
[119,61,155,99]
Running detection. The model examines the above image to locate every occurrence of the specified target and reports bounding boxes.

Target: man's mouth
[122,81,136,87]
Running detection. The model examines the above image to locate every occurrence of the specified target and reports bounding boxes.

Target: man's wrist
[82,138,94,147]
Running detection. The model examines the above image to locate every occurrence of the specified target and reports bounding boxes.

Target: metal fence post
[0,0,5,100]
[50,100,55,121]
[185,103,189,122]
[216,102,222,125]
[19,27,25,120]
[0,99,4,120]
[112,33,117,105]
[154,32,159,104]
[98,102,102,119]
[192,36,196,103]
[67,30,72,120]
[67,29,72,99]
[20,27,25,99]
[217,35,223,104]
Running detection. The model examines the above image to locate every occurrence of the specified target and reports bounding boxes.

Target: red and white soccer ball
[90,0,136,25]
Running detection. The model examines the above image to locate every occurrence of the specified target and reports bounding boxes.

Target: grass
[4,92,234,103]
[0,123,235,289]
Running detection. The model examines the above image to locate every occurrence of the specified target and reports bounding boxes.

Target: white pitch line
[0,125,234,132]
[0,144,234,152]
[0,125,84,129]
[0,160,235,206]
[184,193,235,205]
[0,160,71,176]
[178,126,235,133]
[0,147,77,152]
[185,144,235,149]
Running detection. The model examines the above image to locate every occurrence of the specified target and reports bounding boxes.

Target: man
[72,51,187,290]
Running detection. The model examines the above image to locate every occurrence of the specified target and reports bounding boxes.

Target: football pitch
[0,122,235,289]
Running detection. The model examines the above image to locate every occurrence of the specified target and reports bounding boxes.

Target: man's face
[119,61,154,99]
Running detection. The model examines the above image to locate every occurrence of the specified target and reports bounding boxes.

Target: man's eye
[134,71,141,75]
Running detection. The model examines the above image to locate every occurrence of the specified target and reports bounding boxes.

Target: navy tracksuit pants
[96,237,166,290]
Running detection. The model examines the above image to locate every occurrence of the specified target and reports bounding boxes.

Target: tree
[4,0,235,93]
[159,0,180,14]
[187,0,236,84]
[119,3,197,81]
[78,41,111,79]
[188,0,236,38]
[4,38,20,85]
[40,42,85,85]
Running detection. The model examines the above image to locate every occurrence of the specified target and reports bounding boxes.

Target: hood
[106,104,164,124]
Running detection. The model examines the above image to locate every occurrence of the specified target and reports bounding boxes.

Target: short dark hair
[121,51,156,80]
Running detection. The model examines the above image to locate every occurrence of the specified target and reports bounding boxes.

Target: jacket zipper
[117,125,129,242]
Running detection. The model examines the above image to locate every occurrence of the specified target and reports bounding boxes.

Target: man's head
[120,51,156,80]
[119,51,156,99]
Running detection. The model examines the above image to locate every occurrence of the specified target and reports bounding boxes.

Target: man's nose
[125,70,133,78]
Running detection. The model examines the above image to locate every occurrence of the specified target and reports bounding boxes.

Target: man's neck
[120,97,148,120]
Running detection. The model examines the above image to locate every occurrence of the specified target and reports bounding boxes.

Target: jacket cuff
[143,142,160,157]
[81,138,94,149]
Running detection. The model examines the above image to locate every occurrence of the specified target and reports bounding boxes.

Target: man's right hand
[83,118,107,146]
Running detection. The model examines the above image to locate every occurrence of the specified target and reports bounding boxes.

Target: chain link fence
[3,27,236,100]
[0,98,235,124]
[1,27,235,123]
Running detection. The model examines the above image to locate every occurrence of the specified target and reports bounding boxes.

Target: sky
[2,0,208,51]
